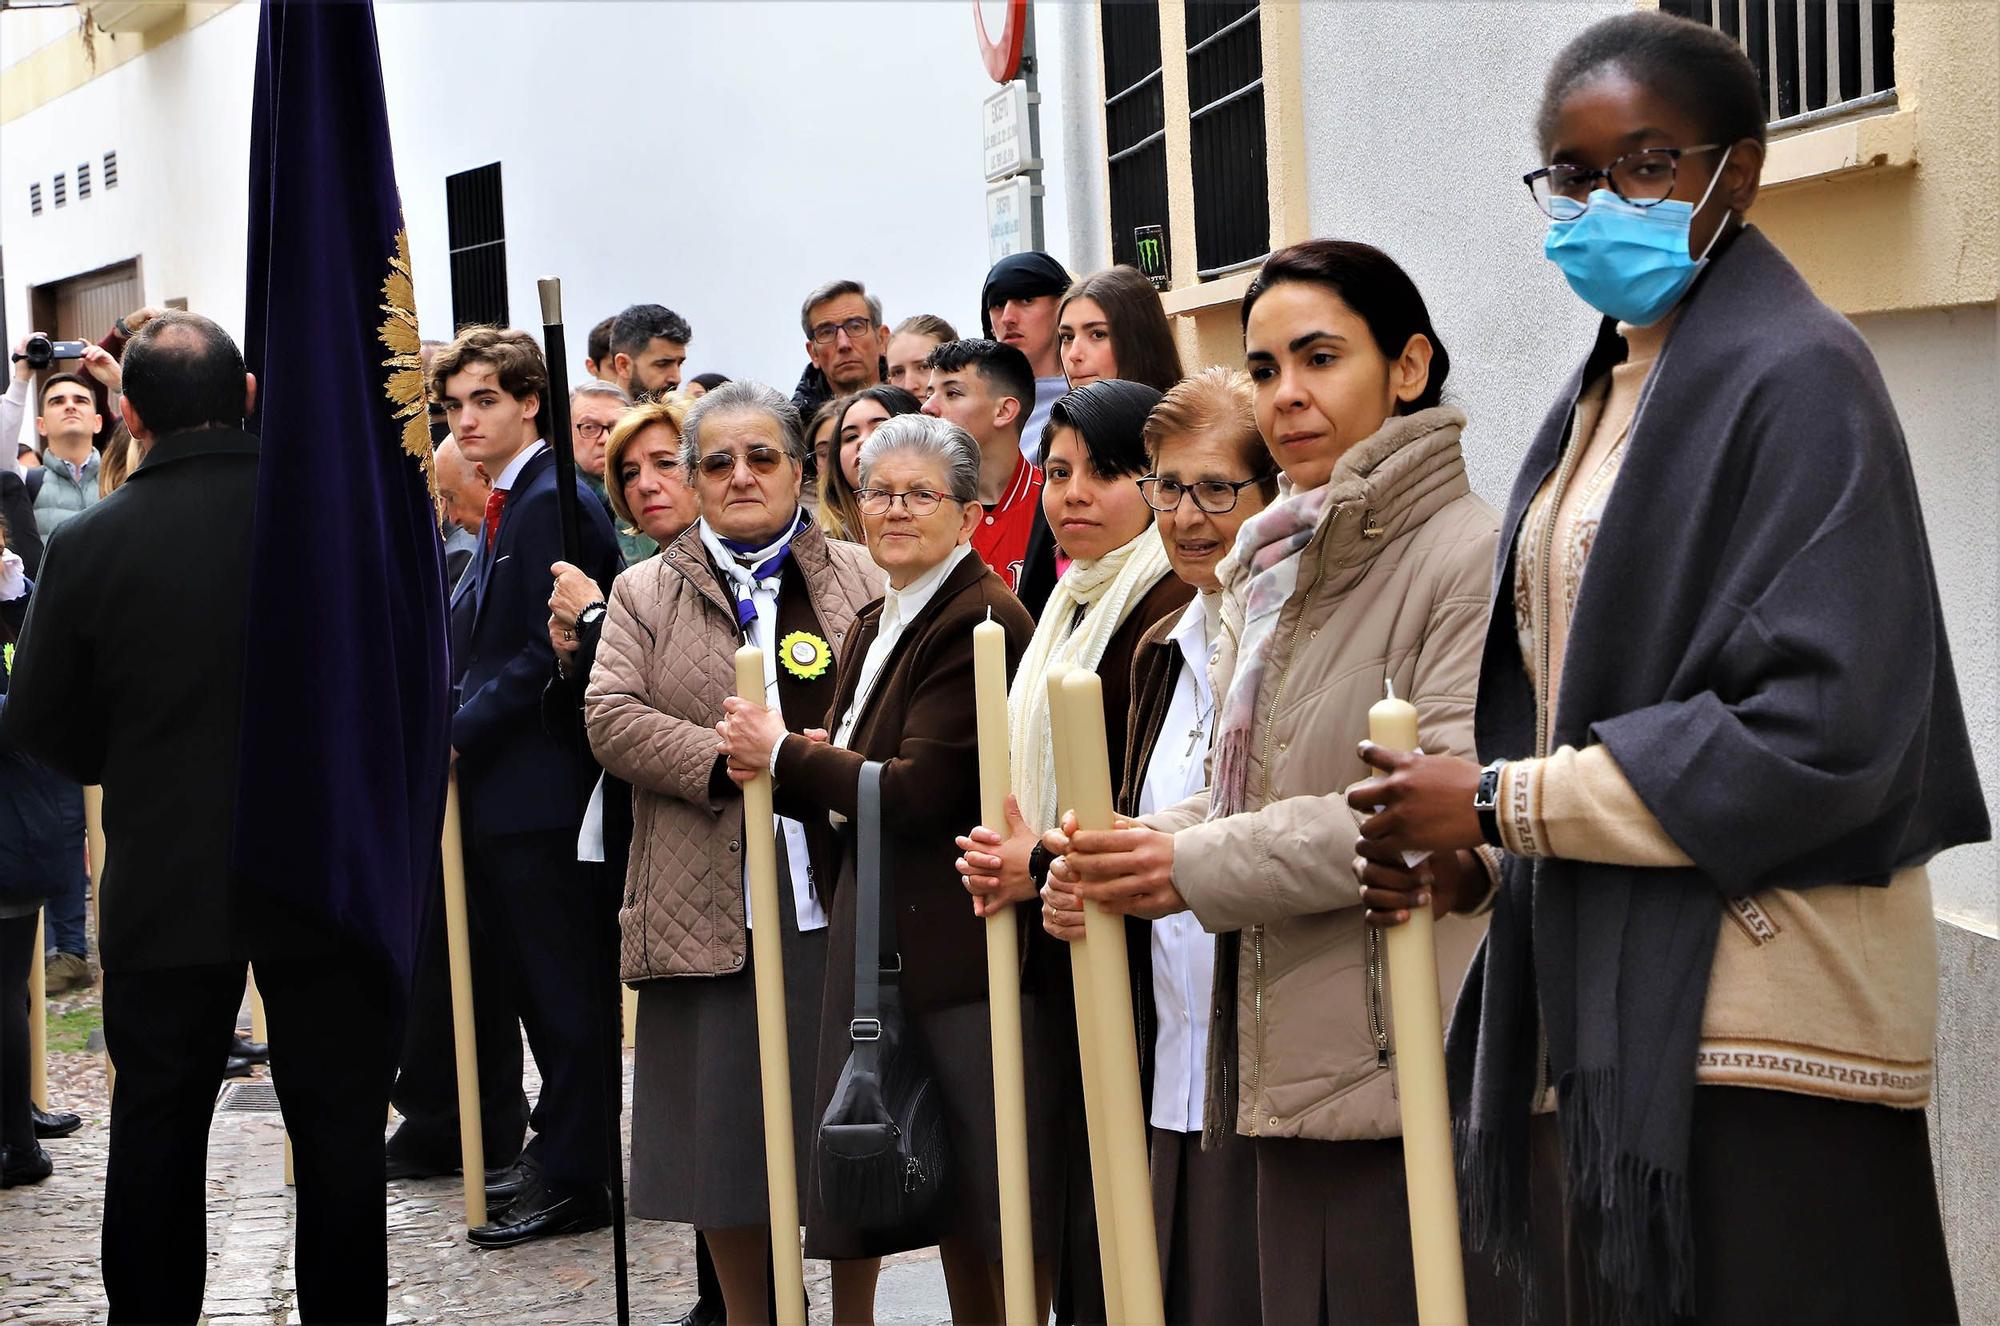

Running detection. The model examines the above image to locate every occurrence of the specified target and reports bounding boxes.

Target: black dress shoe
[466,1176,610,1248]
[0,1142,53,1187]
[231,1034,270,1065]
[222,1054,257,1080]
[484,1158,534,1207]
[31,1105,81,1139]
[668,1296,727,1326]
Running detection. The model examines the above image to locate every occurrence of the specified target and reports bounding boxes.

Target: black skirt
[1556,1086,1958,1325]
[627,870,828,1231]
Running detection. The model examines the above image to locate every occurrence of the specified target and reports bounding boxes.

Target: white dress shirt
[699,512,827,932]
[1139,592,1220,1133]
[490,438,546,493]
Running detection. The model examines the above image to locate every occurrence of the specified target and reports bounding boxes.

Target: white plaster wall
[2,1,1085,408]
[1856,305,2000,931]
[1296,0,1623,503]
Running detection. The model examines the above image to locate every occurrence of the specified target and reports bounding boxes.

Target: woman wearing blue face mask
[1343,11,1986,1326]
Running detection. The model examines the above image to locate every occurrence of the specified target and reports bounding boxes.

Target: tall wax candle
[1369,681,1469,1326]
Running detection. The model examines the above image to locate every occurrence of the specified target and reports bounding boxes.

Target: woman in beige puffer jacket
[1047,241,1515,1324]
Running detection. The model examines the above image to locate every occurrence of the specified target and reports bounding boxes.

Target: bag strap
[849,760,897,1042]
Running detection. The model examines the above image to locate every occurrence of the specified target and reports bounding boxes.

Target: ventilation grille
[217,1080,282,1113]
[103,151,119,189]
[29,182,43,216]
[77,162,92,199]
[52,173,67,208]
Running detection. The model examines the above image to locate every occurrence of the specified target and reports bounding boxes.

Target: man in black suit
[431,327,624,1247]
[1,312,397,1322]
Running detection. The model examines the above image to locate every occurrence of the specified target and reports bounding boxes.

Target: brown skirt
[1255,1134,1528,1325]
[803,991,1070,1261]
[1151,1126,1262,1326]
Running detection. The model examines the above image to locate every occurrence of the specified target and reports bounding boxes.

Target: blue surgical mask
[1543,152,1732,327]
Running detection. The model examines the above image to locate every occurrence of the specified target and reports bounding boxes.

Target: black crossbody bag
[815,760,949,1228]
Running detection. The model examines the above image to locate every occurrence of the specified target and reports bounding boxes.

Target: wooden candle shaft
[1058,669,1166,1326]
[736,646,807,1326]
[1047,665,1125,1325]
[28,910,46,1110]
[974,621,1037,1326]
[440,773,488,1228]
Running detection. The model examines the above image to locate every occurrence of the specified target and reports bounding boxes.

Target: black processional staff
[537,276,631,1326]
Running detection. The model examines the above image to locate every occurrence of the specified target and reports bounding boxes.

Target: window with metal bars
[1101,3,1171,274]
[445,162,509,330]
[29,183,43,217]
[77,162,91,199]
[53,173,67,208]
[1662,0,1894,129]
[1186,3,1268,279]
[103,151,119,189]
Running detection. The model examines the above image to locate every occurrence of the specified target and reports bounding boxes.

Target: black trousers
[0,912,39,1153]
[389,866,529,1169]
[463,826,620,1188]
[101,953,400,1325]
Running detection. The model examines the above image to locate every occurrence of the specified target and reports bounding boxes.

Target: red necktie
[482,488,508,549]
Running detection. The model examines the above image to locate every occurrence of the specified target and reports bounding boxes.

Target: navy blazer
[451,446,622,840]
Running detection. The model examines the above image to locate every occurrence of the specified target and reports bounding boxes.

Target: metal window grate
[1101,3,1171,274]
[77,162,91,199]
[217,1080,282,1113]
[1663,0,1895,129]
[1186,3,1268,279]
[103,151,118,189]
[445,161,509,331]
[29,183,43,216]
[52,173,67,208]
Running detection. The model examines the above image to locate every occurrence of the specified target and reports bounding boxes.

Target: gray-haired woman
[716,415,1054,1324]
[585,380,881,1323]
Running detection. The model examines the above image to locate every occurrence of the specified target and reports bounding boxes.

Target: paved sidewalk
[0,1005,949,1325]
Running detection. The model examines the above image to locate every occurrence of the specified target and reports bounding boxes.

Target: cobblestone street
[1,986,947,1325]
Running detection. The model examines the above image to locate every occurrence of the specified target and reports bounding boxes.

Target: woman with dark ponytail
[1351,12,1983,1323]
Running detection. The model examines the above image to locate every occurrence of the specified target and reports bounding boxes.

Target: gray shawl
[1450,227,1989,1322]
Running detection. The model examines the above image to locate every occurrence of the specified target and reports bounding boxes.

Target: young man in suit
[2,312,397,1321]
[433,327,625,1247]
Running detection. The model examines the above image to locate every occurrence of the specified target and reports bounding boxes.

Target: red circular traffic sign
[974,0,1027,82]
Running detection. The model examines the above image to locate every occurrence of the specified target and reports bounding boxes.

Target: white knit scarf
[1007,527,1173,830]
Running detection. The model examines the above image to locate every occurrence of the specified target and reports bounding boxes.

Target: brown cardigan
[773,550,1036,1012]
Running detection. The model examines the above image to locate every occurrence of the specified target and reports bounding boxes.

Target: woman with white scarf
[1043,242,1525,1323]
[956,376,1192,1324]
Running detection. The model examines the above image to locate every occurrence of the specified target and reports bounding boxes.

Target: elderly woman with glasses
[715,414,1047,1324]
[584,380,882,1324]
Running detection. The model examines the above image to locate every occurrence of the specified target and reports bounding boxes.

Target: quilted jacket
[585,519,881,982]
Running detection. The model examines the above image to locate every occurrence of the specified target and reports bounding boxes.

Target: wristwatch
[1473,759,1508,849]
[1028,842,1053,888]
[577,601,608,631]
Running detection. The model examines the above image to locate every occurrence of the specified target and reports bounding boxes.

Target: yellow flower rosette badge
[778,630,832,681]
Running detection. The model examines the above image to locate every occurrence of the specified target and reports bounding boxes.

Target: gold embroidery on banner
[1725,895,1781,945]
[377,228,438,511]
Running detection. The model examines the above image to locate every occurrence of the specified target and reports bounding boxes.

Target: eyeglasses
[574,420,615,441]
[855,488,959,517]
[696,446,789,478]
[809,316,875,346]
[1137,475,1265,515]
[1523,145,1722,219]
